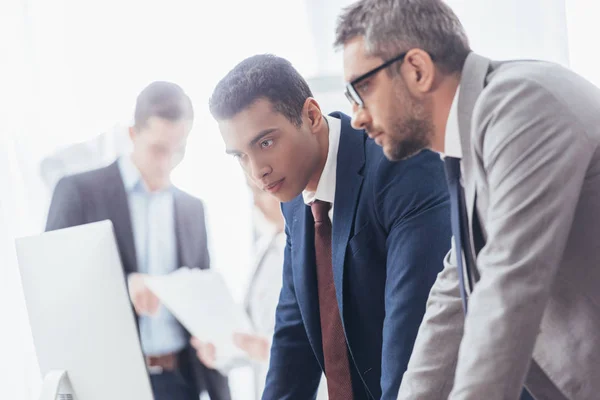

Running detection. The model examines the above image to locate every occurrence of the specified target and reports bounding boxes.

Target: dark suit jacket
[262,113,452,400]
[45,160,231,400]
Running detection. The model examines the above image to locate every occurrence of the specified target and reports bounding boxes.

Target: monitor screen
[16,220,153,400]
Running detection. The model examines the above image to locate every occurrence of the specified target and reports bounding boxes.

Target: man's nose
[249,159,272,182]
[350,103,371,131]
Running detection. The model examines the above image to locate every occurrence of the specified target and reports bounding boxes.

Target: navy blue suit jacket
[262,113,452,400]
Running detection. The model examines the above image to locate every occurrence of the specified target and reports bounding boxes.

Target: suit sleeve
[396,241,465,399]
[45,177,85,231]
[374,151,453,399]
[447,78,593,399]
[262,216,322,400]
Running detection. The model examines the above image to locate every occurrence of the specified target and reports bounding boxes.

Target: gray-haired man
[335,1,600,399]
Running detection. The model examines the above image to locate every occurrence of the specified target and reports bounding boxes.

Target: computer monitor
[16,220,154,400]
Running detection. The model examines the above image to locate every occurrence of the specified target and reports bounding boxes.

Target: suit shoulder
[475,60,600,150]
[362,145,448,225]
[364,143,447,195]
[173,187,202,203]
[489,59,568,82]
[480,60,592,114]
[55,162,117,191]
[173,188,206,211]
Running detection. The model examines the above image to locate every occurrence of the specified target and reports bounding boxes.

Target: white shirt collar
[302,115,341,206]
[118,155,173,194]
[118,155,144,192]
[443,85,462,159]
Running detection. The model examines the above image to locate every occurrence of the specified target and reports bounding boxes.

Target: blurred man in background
[46,81,231,400]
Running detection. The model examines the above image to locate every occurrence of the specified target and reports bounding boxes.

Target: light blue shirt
[118,156,186,356]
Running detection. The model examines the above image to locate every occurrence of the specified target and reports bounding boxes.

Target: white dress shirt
[444,86,463,159]
[302,115,341,222]
[118,155,186,356]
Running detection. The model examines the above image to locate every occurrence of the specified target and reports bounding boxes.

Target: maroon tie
[311,200,354,399]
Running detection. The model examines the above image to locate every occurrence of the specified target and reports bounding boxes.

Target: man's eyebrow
[225,128,277,155]
[348,73,360,82]
[249,128,277,147]
[348,69,373,83]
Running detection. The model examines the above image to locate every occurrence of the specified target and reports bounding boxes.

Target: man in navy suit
[207,54,452,400]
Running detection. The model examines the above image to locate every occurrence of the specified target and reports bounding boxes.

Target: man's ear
[304,97,323,130]
[128,126,136,141]
[402,48,436,95]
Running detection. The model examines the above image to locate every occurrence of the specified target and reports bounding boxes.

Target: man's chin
[383,143,425,162]
[147,177,171,191]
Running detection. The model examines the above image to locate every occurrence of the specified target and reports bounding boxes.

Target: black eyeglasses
[344,52,407,108]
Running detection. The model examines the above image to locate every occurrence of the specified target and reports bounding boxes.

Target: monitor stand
[39,370,78,400]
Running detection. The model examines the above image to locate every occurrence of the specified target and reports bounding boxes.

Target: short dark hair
[335,0,470,74]
[134,81,194,128]
[209,54,313,127]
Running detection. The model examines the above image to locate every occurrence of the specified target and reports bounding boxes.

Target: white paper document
[144,268,254,372]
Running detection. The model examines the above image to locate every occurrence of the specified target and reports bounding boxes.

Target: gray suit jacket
[45,160,231,400]
[398,52,600,400]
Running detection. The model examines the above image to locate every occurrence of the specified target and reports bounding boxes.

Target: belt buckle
[147,364,164,375]
[146,356,164,375]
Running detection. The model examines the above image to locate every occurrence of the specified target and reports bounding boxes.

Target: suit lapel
[292,112,365,365]
[173,190,188,267]
[329,112,365,326]
[291,200,324,367]
[457,52,490,267]
[105,161,138,274]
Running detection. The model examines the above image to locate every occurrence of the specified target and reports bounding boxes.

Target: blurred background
[1,0,599,398]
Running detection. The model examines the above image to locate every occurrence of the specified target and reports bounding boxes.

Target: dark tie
[444,157,535,400]
[443,156,474,313]
[311,200,354,400]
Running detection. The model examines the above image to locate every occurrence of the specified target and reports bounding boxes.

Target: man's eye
[356,81,370,94]
[260,139,274,148]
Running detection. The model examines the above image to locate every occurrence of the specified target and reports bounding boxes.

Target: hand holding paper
[190,337,217,369]
[144,268,254,372]
[232,332,270,362]
[127,273,160,316]
[191,332,270,370]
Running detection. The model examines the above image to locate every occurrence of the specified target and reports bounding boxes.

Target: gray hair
[335,0,471,73]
